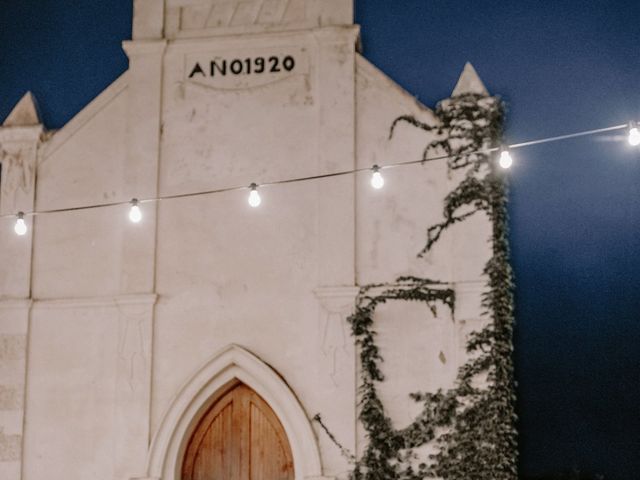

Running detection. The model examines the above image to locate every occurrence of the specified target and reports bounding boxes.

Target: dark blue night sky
[1,1,639,479]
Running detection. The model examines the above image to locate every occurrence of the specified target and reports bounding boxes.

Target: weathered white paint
[0,1,491,479]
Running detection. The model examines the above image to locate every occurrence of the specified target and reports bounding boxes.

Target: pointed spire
[451,62,489,97]
[3,92,41,127]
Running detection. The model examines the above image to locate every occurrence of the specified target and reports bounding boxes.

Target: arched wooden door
[182,381,295,480]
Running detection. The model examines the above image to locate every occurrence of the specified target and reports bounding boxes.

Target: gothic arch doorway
[182,381,294,480]
[146,344,321,480]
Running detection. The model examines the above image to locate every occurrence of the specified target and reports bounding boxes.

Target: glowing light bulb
[628,123,640,146]
[14,212,27,236]
[371,165,384,189]
[499,148,513,169]
[129,199,142,223]
[248,183,261,207]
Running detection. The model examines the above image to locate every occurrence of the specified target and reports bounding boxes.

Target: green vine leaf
[316,93,517,480]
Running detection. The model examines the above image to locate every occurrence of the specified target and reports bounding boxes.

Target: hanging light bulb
[248,183,261,207]
[628,122,640,146]
[129,198,142,223]
[370,165,385,189]
[14,212,27,236]
[499,147,513,169]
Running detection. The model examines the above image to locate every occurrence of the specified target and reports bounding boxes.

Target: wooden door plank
[181,382,294,480]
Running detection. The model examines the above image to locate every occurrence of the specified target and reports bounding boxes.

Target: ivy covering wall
[316,92,518,480]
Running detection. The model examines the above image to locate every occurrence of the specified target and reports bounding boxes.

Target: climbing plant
[315,92,518,480]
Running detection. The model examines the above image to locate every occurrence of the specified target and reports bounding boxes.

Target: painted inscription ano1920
[185,47,309,90]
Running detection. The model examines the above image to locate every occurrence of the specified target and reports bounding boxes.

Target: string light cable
[2,121,638,233]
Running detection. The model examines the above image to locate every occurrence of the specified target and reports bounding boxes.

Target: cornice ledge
[33,293,158,310]
[122,39,168,57]
[0,125,43,143]
[453,280,486,295]
[312,24,360,45]
[0,298,33,310]
[313,285,359,314]
[313,285,360,300]
[452,280,486,322]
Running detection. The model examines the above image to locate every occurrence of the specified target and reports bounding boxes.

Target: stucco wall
[151,26,359,478]
[33,75,130,299]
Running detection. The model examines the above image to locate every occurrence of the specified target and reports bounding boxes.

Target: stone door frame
[145,344,323,480]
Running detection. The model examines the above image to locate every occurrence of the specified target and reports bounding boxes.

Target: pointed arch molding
[146,344,323,480]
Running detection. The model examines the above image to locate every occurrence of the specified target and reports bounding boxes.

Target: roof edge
[42,71,130,160]
[356,54,437,119]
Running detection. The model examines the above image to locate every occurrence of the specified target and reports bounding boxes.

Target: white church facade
[0,1,492,480]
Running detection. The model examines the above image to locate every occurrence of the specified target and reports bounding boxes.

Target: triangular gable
[42,72,129,160]
[3,91,41,127]
[451,62,489,96]
[356,54,436,119]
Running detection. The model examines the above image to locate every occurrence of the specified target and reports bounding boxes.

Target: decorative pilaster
[120,39,166,294]
[313,286,359,477]
[313,26,359,288]
[0,300,32,480]
[449,63,493,282]
[0,93,41,480]
[453,281,488,374]
[0,93,42,298]
[311,30,359,475]
[132,0,164,40]
[117,38,165,479]
[114,294,157,480]
[314,286,359,386]
[307,0,353,26]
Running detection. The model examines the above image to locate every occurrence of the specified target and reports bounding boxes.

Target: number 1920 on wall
[188,54,296,79]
